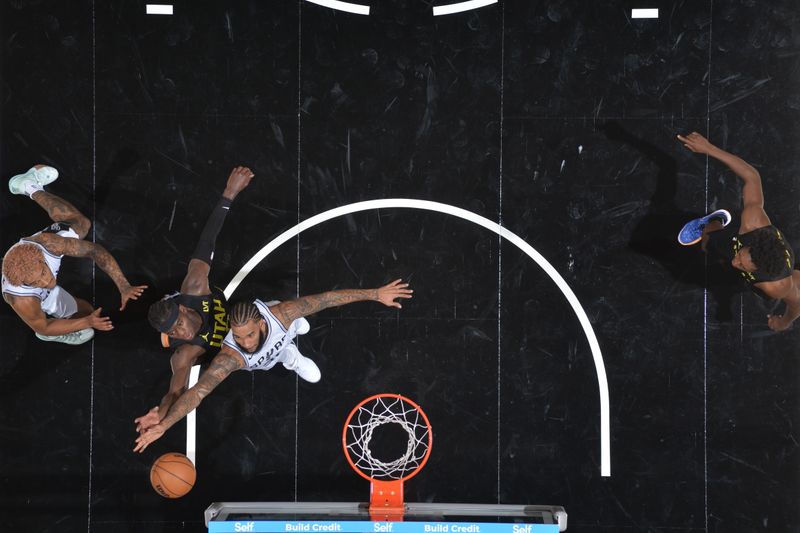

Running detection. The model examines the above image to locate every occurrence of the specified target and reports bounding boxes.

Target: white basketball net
[345,395,431,481]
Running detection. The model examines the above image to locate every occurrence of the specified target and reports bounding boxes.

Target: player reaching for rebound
[134,166,254,433]
[133,279,413,452]
[676,132,800,331]
[1,165,146,344]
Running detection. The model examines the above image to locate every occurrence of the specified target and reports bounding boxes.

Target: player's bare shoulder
[25,231,52,247]
[755,275,794,300]
[170,343,206,370]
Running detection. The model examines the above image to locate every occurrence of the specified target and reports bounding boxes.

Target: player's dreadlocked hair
[229,301,262,327]
[2,243,44,286]
[749,229,790,279]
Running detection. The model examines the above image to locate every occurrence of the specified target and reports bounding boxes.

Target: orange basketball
[150,452,196,498]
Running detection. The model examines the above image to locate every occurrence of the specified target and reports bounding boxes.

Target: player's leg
[700,219,725,251]
[36,287,95,344]
[8,165,91,239]
[72,297,94,318]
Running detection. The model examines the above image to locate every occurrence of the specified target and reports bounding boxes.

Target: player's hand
[120,284,148,311]
[87,308,113,330]
[134,424,166,453]
[375,279,413,309]
[223,166,255,200]
[677,132,715,154]
[135,407,161,434]
[767,314,792,332]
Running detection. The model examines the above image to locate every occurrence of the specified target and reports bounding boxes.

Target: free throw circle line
[221,198,611,477]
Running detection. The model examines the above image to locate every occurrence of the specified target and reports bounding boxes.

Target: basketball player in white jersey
[133,279,413,452]
[1,165,147,345]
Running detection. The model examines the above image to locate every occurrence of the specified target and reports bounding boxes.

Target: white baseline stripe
[304,0,370,15]
[433,0,498,16]
[222,199,611,476]
[146,4,173,15]
[631,8,658,19]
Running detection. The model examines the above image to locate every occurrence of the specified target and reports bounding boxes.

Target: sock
[25,182,44,198]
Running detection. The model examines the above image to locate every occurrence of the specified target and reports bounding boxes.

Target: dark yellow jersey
[162,286,229,352]
[708,225,797,295]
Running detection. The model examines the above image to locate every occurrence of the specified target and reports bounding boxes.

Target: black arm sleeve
[191,196,233,265]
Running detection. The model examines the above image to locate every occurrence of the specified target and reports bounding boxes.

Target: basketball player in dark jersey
[133,279,413,453]
[134,166,254,435]
[676,132,800,332]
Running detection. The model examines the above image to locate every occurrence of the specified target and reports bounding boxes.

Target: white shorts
[41,285,78,318]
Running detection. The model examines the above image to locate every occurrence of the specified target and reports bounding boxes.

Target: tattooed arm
[269,279,413,329]
[133,348,244,452]
[29,233,147,310]
[134,343,206,434]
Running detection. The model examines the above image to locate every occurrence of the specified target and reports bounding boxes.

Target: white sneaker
[36,328,94,345]
[294,317,310,335]
[282,344,321,383]
[9,165,59,196]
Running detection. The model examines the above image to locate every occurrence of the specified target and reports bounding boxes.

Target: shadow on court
[600,121,746,321]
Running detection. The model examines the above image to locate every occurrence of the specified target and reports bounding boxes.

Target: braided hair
[229,301,262,327]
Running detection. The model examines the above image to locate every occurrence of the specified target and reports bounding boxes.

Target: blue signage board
[209,521,559,533]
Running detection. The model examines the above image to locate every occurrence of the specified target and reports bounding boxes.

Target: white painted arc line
[222,198,611,476]
[433,0,498,16]
[303,0,370,15]
[186,364,201,465]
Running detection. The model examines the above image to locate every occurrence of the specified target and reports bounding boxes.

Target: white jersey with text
[222,299,305,372]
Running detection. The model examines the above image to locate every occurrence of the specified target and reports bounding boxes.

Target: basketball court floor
[1,1,798,532]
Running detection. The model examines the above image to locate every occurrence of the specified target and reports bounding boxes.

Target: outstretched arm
[134,343,206,434]
[677,132,770,232]
[760,272,800,332]
[133,349,244,452]
[269,279,413,329]
[3,293,112,335]
[181,166,255,296]
[24,233,147,310]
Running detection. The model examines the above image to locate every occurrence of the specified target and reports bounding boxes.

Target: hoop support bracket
[370,479,405,521]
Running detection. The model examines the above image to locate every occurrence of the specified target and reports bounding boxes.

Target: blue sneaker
[678,209,732,246]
